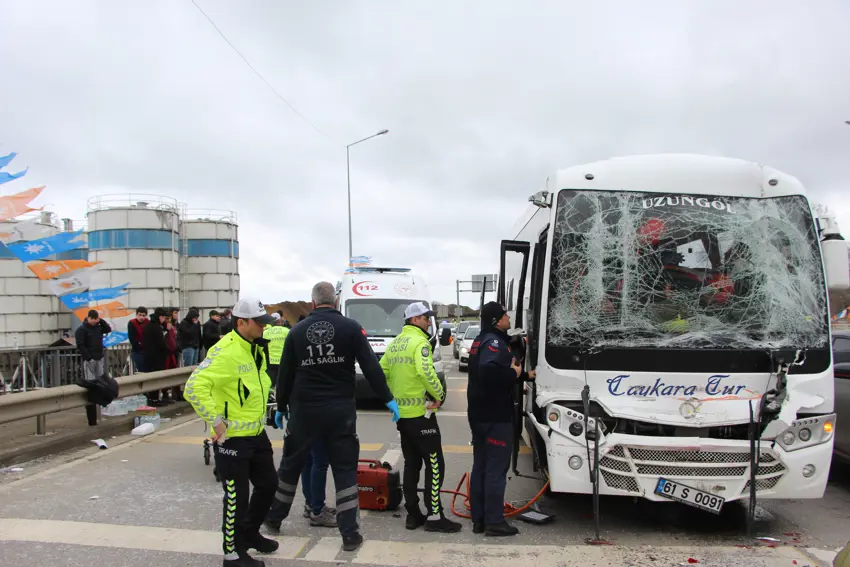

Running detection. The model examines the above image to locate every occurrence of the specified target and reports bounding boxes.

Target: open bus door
[498,240,531,475]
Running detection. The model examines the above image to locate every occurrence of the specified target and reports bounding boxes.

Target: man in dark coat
[178,308,202,366]
[142,307,170,405]
[75,309,112,425]
[202,310,222,356]
[467,301,525,537]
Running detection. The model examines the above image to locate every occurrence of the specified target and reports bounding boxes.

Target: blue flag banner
[0,168,28,185]
[103,331,129,347]
[60,283,130,309]
[6,230,85,261]
[0,152,17,170]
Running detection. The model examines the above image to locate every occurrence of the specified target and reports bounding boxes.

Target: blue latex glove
[386,400,400,423]
[274,410,287,429]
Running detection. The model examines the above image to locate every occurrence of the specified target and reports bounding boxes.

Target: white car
[453,320,474,359]
[457,325,481,371]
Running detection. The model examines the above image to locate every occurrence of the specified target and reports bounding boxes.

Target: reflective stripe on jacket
[380,325,444,419]
[263,325,289,365]
[184,330,271,438]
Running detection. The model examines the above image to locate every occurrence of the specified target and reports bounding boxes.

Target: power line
[189,0,334,143]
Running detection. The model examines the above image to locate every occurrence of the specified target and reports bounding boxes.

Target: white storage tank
[183,210,240,319]
[86,195,181,312]
[0,212,64,348]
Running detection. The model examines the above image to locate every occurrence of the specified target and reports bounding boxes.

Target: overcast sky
[1,1,849,307]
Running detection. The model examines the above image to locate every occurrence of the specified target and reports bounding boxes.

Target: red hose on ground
[442,471,550,519]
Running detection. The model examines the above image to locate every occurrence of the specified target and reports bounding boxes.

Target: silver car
[457,325,481,371]
[453,321,474,359]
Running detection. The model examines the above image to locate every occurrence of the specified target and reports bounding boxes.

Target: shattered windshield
[546,190,828,352]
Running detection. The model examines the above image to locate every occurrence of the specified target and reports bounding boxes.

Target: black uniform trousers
[397,414,446,517]
[212,430,277,559]
[469,422,513,526]
[266,364,279,389]
[267,402,361,537]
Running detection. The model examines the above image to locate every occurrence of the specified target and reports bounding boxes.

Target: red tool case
[357,458,403,511]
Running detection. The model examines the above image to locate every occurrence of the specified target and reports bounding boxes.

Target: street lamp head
[377,129,389,135]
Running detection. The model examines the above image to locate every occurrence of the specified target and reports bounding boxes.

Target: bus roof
[548,154,807,200]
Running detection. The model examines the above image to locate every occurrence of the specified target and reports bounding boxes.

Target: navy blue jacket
[467,329,517,423]
[277,307,393,408]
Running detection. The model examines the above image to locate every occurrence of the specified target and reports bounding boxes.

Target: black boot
[222,552,265,566]
[405,510,426,530]
[342,533,364,552]
[425,515,463,533]
[472,521,485,534]
[243,532,279,553]
[485,521,519,537]
[262,520,281,534]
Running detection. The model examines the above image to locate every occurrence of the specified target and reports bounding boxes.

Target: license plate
[654,478,725,514]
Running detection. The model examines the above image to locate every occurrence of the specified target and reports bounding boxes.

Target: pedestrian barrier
[0,366,194,430]
[0,344,133,393]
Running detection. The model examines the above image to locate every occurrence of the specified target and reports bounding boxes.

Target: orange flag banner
[74,301,133,321]
[0,186,45,221]
[28,259,102,280]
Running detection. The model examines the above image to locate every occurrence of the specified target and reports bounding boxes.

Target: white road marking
[302,536,342,562]
[805,547,840,564]
[0,518,308,559]
[0,517,818,566]
[352,539,814,567]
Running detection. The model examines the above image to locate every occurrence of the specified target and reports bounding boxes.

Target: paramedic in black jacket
[265,282,399,552]
[467,302,524,537]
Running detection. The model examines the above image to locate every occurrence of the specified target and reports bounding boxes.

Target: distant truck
[499,154,849,519]
[335,266,445,399]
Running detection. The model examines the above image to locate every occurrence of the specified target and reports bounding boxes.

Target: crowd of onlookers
[124,306,234,406]
[73,305,295,411]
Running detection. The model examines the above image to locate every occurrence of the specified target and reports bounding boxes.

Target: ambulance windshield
[346,298,432,337]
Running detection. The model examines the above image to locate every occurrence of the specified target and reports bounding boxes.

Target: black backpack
[78,371,119,406]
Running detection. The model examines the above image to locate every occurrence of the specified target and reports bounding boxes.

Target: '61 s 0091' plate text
[654,478,724,514]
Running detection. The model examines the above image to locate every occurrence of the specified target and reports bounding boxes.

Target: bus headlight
[776,414,835,452]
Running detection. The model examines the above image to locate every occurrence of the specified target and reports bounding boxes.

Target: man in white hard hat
[184,298,277,567]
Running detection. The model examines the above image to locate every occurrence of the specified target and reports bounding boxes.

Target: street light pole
[346,129,389,260]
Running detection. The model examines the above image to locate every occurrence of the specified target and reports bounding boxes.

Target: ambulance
[336,266,445,399]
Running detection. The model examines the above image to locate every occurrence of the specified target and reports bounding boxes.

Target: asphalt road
[1,346,848,566]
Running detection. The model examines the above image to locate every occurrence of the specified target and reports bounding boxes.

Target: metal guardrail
[0,367,194,427]
[0,345,132,393]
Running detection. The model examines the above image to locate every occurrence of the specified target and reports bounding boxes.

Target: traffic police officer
[467,301,523,537]
[264,281,399,552]
[380,302,461,533]
[262,313,289,387]
[184,298,279,567]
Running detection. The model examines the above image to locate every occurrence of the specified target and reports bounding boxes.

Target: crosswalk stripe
[0,517,816,566]
[302,536,342,562]
[0,518,309,559]
[351,539,813,566]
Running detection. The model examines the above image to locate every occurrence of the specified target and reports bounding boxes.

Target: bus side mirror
[822,236,850,291]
